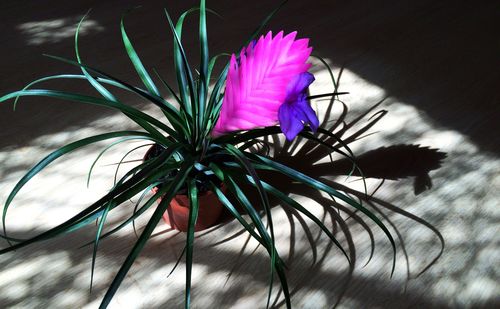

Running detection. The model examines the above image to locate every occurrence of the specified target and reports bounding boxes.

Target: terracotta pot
[145,144,224,232]
[161,189,224,232]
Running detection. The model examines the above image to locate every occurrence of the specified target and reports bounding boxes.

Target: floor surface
[0,1,498,308]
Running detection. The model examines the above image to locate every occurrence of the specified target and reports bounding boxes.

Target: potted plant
[143,143,226,232]
[0,1,397,308]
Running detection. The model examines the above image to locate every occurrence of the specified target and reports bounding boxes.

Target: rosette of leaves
[0,1,395,308]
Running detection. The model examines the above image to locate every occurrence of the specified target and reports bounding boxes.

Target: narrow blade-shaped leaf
[90,201,113,294]
[1,131,151,239]
[76,11,117,102]
[198,0,209,136]
[99,163,193,308]
[1,88,174,142]
[251,153,397,275]
[121,11,161,97]
[185,178,199,308]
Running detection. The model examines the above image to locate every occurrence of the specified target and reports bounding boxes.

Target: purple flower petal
[294,99,319,132]
[278,72,319,140]
[285,72,315,103]
[278,103,304,141]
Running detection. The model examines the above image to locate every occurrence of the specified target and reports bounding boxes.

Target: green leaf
[297,131,362,186]
[120,10,161,97]
[152,68,193,138]
[242,0,289,48]
[306,92,349,100]
[310,55,339,97]
[76,11,117,102]
[224,174,290,308]
[300,130,353,160]
[80,181,162,247]
[99,162,193,308]
[208,165,264,245]
[0,143,183,254]
[87,137,153,188]
[214,126,282,144]
[90,200,113,294]
[152,68,182,106]
[198,0,209,141]
[112,145,182,190]
[242,175,351,264]
[43,54,189,138]
[224,176,271,249]
[185,178,199,308]
[112,143,154,185]
[168,245,186,277]
[1,88,174,142]
[251,153,397,275]
[206,53,230,85]
[299,130,368,198]
[342,110,388,145]
[165,8,197,135]
[333,98,386,142]
[13,74,116,111]
[1,131,151,241]
[222,144,277,305]
[10,73,171,142]
[171,7,197,117]
[203,53,230,134]
[12,74,165,109]
[238,139,271,155]
[207,62,228,115]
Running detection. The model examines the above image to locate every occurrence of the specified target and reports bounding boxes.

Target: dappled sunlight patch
[17,17,104,45]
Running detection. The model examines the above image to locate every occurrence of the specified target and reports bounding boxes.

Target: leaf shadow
[208,90,446,307]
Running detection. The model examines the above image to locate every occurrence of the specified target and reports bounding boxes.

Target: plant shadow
[0,92,448,308]
[205,91,446,307]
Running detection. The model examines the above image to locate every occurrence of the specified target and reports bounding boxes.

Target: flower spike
[213,31,313,136]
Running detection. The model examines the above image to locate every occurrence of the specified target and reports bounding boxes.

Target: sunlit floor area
[0,1,498,308]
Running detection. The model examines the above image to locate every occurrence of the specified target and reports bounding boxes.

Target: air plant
[0,1,396,308]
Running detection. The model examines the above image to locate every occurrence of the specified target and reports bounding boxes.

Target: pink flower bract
[213,31,313,136]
